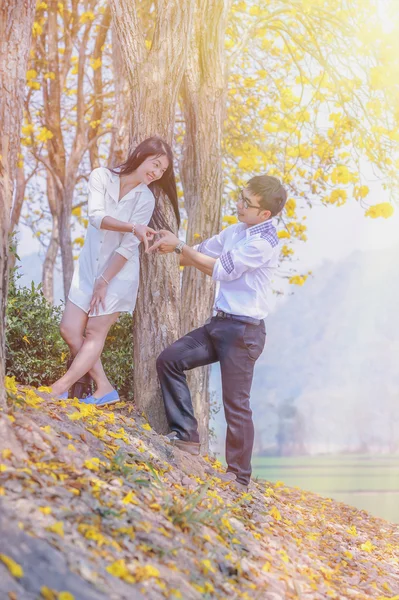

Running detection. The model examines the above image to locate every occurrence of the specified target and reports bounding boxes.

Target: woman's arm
[100,216,135,233]
[88,170,155,242]
[89,253,128,316]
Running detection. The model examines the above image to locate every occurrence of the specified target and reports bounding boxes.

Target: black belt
[215,310,261,326]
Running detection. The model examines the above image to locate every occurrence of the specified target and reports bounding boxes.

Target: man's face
[237,187,271,226]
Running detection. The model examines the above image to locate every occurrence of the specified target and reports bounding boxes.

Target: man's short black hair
[247,175,287,217]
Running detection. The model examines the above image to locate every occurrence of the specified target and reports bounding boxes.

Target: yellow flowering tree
[20,0,113,301]
[222,0,399,285]
[0,0,36,415]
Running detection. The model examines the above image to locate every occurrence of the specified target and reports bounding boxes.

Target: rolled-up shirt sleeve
[213,239,276,282]
[88,168,107,230]
[115,191,155,261]
[193,228,229,258]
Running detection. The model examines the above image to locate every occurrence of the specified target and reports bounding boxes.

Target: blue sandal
[80,389,120,407]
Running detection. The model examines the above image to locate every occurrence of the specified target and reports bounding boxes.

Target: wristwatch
[174,241,186,254]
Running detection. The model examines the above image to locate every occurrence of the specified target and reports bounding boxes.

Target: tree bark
[107,25,129,168]
[0,0,36,408]
[8,165,28,273]
[42,172,59,303]
[179,0,231,448]
[111,0,194,432]
[88,3,112,170]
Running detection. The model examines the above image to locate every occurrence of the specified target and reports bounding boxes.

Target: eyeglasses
[238,190,261,211]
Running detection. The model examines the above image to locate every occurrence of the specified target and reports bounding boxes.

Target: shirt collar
[107,169,148,202]
[246,219,275,238]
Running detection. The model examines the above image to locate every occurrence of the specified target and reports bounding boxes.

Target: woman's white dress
[68,167,155,317]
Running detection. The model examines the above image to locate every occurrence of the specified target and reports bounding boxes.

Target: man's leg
[211,319,266,486]
[156,324,218,443]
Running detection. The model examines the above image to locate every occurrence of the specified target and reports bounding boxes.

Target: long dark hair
[110,136,180,229]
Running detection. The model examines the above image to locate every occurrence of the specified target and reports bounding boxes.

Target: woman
[50,136,179,406]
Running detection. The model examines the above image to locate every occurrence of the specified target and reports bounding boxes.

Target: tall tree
[0,0,36,408]
[179,0,232,448]
[21,0,112,300]
[111,0,194,432]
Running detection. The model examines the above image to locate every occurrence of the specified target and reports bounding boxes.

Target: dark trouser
[156,316,266,485]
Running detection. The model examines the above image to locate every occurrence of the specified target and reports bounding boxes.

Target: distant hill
[211,246,399,456]
[17,248,399,456]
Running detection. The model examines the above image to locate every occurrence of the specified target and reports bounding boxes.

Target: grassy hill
[1,380,399,599]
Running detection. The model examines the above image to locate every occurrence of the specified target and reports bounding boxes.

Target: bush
[6,276,68,385]
[102,313,134,401]
[6,273,134,400]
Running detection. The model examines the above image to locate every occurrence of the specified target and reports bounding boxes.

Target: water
[251,455,399,523]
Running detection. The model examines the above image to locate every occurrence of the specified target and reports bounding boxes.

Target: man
[149,175,287,491]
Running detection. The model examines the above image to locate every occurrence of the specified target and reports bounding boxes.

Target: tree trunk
[88,3,112,170]
[41,167,59,303]
[42,217,59,304]
[9,165,27,273]
[0,0,36,408]
[111,0,194,432]
[107,25,129,168]
[179,0,231,448]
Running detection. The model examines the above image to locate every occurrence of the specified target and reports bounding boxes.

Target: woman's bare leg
[54,301,116,397]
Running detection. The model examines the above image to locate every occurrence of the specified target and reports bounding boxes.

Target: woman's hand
[148,230,180,254]
[89,277,108,316]
[134,223,157,252]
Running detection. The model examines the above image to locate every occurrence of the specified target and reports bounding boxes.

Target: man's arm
[180,245,216,276]
[149,230,216,276]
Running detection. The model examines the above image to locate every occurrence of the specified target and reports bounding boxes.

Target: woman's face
[136,154,169,185]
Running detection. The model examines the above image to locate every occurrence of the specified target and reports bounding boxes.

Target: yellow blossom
[90,57,102,71]
[122,490,139,505]
[285,198,296,218]
[141,423,152,431]
[331,165,352,185]
[36,127,54,143]
[360,540,375,553]
[39,506,52,515]
[27,80,41,90]
[106,559,135,583]
[5,376,18,394]
[79,11,95,24]
[347,525,357,536]
[200,559,216,574]
[365,202,394,219]
[270,506,282,521]
[84,458,100,471]
[289,275,307,286]
[223,215,238,225]
[26,69,38,80]
[32,21,43,36]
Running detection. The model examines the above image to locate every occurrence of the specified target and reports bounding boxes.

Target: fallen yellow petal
[0,554,24,578]
[46,521,64,537]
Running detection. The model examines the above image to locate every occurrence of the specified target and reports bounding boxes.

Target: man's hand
[134,224,157,253]
[148,230,180,254]
[89,278,108,316]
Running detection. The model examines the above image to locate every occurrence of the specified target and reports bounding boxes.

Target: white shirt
[194,220,280,320]
[68,167,155,316]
